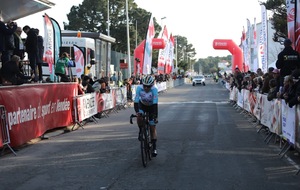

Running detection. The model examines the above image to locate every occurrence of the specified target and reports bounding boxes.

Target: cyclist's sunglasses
[143,85,152,88]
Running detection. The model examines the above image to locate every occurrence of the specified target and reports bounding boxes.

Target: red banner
[0,83,77,147]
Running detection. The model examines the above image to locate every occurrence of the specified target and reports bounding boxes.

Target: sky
[16,0,264,59]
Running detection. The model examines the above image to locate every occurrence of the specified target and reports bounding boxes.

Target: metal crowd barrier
[0,105,16,156]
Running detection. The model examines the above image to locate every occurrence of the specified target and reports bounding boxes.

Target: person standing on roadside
[23,25,38,82]
[276,38,300,87]
[0,19,17,64]
[35,29,44,83]
[55,52,73,82]
[13,27,25,60]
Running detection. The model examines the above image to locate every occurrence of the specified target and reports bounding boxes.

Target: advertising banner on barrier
[260,94,272,128]
[96,93,105,113]
[0,135,2,148]
[296,106,300,150]
[0,106,4,148]
[243,90,250,112]
[229,87,237,101]
[102,89,116,111]
[115,87,127,105]
[76,93,98,122]
[225,82,300,149]
[270,99,282,135]
[253,92,261,120]
[282,101,296,144]
[96,89,116,113]
[0,84,77,147]
[237,90,243,108]
[248,92,257,115]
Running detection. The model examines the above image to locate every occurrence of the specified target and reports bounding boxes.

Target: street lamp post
[175,37,178,71]
[125,0,131,77]
[161,16,166,26]
[135,20,137,48]
[107,0,110,36]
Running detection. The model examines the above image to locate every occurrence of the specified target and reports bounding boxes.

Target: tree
[174,35,196,71]
[64,0,162,54]
[262,0,287,42]
[64,0,199,72]
[195,55,232,74]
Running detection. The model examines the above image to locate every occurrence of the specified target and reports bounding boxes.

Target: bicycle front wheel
[147,126,153,160]
[140,127,148,167]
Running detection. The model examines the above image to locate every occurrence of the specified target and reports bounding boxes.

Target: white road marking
[159,101,229,104]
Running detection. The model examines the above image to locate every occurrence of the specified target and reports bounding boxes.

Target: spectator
[13,27,25,60]
[45,77,53,83]
[277,75,292,99]
[248,72,257,92]
[261,67,274,94]
[0,20,17,64]
[92,78,101,92]
[0,55,33,85]
[256,68,264,77]
[23,25,38,82]
[253,76,263,93]
[55,52,71,82]
[231,67,243,91]
[276,38,300,86]
[82,75,94,93]
[267,79,278,101]
[124,78,133,101]
[73,77,84,95]
[272,69,281,92]
[87,73,95,85]
[35,29,44,83]
[241,74,251,90]
[110,73,117,84]
[284,69,300,108]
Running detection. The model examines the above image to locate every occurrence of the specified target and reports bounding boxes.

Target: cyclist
[134,75,158,156]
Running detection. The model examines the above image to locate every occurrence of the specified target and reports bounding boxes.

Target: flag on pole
[241,26,246,45]
[286,0,295,48]
[252,17,259,72]
[252,17,257,48]
[142,14,155,74]
[74,45,85,78]
[157,25,168,74]
[50,17,61,79]
[43,14,54,76]
[258,4,268,73]
[245,18,251,71]
[165,34,175,74]
[294,0,300,52]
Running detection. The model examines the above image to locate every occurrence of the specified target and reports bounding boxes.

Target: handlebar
[129,113,158,124]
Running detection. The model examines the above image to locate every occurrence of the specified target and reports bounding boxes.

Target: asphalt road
[1,78,300,190]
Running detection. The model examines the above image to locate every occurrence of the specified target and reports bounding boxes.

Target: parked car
[192,75,206,86]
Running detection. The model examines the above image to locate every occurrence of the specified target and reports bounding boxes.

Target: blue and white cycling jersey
[134,85,158,106]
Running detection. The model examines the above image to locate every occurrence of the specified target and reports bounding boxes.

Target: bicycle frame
[130,113,153,167]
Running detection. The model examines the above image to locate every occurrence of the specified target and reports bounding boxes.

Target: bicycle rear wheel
[140,127,148,167]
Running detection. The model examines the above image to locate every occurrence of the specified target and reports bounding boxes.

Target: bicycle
[130,112,153,167]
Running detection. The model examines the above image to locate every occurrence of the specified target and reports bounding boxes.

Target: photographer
[55,52,73,82]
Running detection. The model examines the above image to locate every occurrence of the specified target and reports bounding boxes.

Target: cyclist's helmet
[142,75,155,86]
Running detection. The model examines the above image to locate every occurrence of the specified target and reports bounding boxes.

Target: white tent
[0,0,54,22]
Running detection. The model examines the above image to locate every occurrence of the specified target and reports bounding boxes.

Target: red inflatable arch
[212,39,245,72]
[134,38,166,75]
